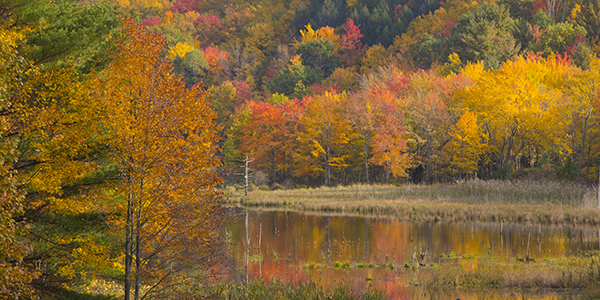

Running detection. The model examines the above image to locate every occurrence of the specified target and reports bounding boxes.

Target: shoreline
[221,183,600,226]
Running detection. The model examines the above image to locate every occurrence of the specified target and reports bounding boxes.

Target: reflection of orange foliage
[214,211,588,296]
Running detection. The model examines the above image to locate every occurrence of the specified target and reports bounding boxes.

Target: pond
[215,210,600,299]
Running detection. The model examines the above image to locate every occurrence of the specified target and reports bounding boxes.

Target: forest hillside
[2,0,600,298]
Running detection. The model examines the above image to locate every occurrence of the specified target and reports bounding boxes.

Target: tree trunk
[385,163,389,184]
[363,135,369,183]
[272,149,276,184]
[560,0,568,22]
[326,142,331,186]
[578,132,586,181]
[426,131,431,183]
[577,110,591,181]
[124,195,133,300]
[245,154,249,196]
[134,195,142,300]
[585,141,593,179]
[282,151,286,179]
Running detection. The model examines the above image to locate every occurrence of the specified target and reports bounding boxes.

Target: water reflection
[218,210,599,299]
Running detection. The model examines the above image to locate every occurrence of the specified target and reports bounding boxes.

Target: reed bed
[176,280,387,300]
[225,180,600,225]
[448,179,595,206]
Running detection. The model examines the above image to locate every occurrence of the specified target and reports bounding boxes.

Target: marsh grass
[226,180,600,225]
[183,280,387,300]
[302,262,325,269]
[333,261,342,269]
[255,254,600,292]
[417,253,600,291]
[249,254,264,262]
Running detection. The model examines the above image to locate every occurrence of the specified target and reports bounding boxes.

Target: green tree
[527,22,587,56]
[296,39,340,77]
[267,60,322,97]
[572,0,600,53]
[0,1,121,295]
[318,0,345,27]
[445,2,519,69]
[172,48,209,87]
[349,1,403,47]
[208,81,237,134]
[22,0,120,72]
[409,33,441,69]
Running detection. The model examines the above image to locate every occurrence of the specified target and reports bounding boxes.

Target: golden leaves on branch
[90,18,223,299]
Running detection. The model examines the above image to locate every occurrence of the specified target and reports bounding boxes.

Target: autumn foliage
[5,0,600,297]
[92,19,223,300]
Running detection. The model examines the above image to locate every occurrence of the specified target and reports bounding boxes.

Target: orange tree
[91,19,223,300]
[236,97,304,183]
[369,88,411,182]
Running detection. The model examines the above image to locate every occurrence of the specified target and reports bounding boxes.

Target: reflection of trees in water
[218,210,599,292]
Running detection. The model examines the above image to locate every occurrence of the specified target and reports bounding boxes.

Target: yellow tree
[0,20,40,299]
[565,57,600,181]
[92,19,222,300]
[167,41,195,60]
[405,71,458,182]
[296,24,340,47]
[445,109,486,178]
[360,44,391,74]
[459,54,569,176]
[1,13,112,294]
[295,92,353,185]
[345,91,377,182]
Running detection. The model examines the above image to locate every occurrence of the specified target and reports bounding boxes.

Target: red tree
[338,18,365,66]
[171,0,200,13]
[237,100,304,182]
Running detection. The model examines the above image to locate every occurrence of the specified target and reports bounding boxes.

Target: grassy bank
[224,180,600,225]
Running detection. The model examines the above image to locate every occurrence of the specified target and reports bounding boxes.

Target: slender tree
[92,19,223,300]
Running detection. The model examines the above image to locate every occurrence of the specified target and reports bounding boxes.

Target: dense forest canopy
[2,0,600,298]
[125,0,600,186]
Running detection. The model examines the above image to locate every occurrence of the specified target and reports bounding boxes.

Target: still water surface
[217,210,599,299]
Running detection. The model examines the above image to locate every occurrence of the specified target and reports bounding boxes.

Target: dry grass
[223,180,600,225]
